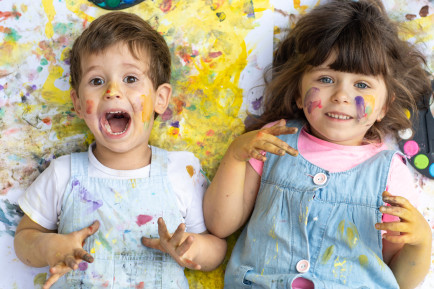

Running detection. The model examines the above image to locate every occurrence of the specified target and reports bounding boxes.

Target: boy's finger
[170,223,186,246]
[43,274,60,289]
[175,235,194,256]
[64,255,78,270]
[74,248,94,263]
[141,237,162,251]
[157,218,171,240]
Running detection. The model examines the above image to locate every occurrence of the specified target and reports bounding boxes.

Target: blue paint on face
[355,96,366,121]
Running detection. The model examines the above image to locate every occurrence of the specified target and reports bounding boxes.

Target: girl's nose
[331,85,351,104]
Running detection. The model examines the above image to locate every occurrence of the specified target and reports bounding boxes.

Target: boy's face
[296,53,387,146]
[71,43,171,156]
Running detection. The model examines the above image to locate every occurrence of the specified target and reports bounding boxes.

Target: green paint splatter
[321,245,334,264]
[37,66,43,72]
[4,28,21,42]
[34,273,47,287]
[97,231,113,252]
[40,59,48,66]
[359,255,368,267]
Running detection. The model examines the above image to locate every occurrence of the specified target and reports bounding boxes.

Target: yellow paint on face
[362,95,375,118]
[140,93,154,125]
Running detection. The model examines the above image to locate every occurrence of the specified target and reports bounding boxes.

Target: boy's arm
[376,191,432,289]
[141,218,227,271]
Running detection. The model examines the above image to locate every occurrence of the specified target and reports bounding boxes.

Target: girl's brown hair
[69,11,171,93]
[248,0,431,142]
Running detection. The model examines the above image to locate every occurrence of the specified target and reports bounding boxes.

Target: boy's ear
[70,89,84,119]
[154,83,172,115]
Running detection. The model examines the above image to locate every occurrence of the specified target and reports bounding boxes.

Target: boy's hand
[43,221,100,289]
[141,217,201,270]
[375,191,431,247]
[230,119,298,162]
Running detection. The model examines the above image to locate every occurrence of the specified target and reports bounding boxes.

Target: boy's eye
[90,78,104,86]
[124,76,138,83]
[319,77,333,84]
[355,82,369,89]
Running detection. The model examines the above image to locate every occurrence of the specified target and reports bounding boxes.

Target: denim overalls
[224,120,399,289]
[53,146,188,289]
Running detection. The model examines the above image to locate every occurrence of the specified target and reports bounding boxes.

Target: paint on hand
[355,96,366,121]
[186,165,195,177]
[136,214,152,226]
[304,87,322,114]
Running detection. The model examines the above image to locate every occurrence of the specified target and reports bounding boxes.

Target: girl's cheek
[355,95,375,122]
[304,87,322,115]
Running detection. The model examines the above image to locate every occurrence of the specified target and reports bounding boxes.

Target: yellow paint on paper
[42,0,55,38]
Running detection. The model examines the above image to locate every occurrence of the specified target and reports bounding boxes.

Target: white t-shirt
[19,145,208,234]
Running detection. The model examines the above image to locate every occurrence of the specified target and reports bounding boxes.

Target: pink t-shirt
[249,124,418,289]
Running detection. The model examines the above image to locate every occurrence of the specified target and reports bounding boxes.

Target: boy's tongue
[108,117,128,133]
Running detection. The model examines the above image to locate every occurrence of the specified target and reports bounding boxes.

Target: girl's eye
[124,76,138,83]
[355,82,369,89]
[319,77,333,84]
[90,78,104,86]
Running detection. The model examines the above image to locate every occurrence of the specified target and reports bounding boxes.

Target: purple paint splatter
[78,261,88,271]
[355,96,366,120]
[252,96,263,110]
[72,179,103,213]
[304,87,322,114]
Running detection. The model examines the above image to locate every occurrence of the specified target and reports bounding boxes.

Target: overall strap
[149,146,168,177]
[70,152,89,177]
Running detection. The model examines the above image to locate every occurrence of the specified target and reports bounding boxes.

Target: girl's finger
[257,135,298,156]
[375,221,410,233]
[379,205,410,220]
[250,149,266,162]
[382,234,406,244]
[382,191,412,208]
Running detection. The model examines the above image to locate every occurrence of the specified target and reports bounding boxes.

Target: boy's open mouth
[103,110,131,135]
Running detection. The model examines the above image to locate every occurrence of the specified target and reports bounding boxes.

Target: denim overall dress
[224,120,400,289]
[52,146,189,289]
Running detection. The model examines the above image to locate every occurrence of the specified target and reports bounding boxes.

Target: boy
[14,11,226,289]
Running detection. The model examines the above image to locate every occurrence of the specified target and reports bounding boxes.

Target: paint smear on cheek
[304,87,322,114]
[362,95,375,118]
[86,100,94,114]
[355,96,366,121]
[139,94,154,124]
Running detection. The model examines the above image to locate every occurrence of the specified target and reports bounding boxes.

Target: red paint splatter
[86,100,93,114]
[102,281,109,287]
[106,89,111,94]
[206,129,214,136]
[160,0,172,12]
[136,282,145,289]
[136,215,152,226]
[42,117,51,125]
[0,10,22,22]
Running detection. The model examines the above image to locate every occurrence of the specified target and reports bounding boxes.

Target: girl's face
[297,55,387,146]
[70,43,171,157]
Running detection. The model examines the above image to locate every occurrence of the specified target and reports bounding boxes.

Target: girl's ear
[70,89,84,119]
[296,96,303,109]
[154,83,172,115]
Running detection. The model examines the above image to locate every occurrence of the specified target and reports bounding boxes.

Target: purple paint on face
[304,87,322,114]
[355,96,366,121]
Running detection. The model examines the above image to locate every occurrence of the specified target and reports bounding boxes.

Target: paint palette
[88,0,145,10]
[398,80,434,179]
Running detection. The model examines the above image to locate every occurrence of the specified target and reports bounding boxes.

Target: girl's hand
[43,221,100,289]
[230,119,298,162]
[375,191,431,247]
[141,217,201,270]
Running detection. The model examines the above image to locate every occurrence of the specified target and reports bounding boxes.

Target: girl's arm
[203,119,298,238]
[376,191,432,289]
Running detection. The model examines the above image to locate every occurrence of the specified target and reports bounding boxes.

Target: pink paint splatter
[136,282,145,289]
[78,262,88,271]
[304,87,322,114]
[136,215,152,226]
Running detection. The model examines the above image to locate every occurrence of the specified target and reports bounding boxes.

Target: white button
[313,173,327,185]
[296,259,310,273]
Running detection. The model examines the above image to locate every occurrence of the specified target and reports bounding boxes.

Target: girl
[204,1,432,288]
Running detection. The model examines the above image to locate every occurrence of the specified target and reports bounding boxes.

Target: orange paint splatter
[106,90,110,94]
[86,100,93,114]
[140,94,153,123]
[186,165,194,177]
[136,282,145,289]
[42,117,51,125]
[206,129,214,136]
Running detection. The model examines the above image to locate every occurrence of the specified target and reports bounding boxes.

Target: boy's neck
[92,143,152,170]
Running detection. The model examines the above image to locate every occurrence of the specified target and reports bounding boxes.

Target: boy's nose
[104,83,121,100]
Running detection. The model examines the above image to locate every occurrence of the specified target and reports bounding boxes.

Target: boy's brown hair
[69,11,171,93]
[248,0,431,142]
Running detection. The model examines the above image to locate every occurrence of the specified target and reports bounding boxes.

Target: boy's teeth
[327,113,350,120]
[104,122,128,135]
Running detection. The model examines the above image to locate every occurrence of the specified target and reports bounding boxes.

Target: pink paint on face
[304,87,322,114]
[86,100,94,114]
[136,215,152,226]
